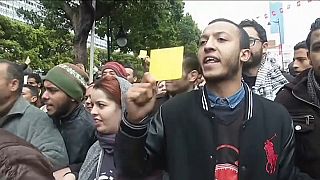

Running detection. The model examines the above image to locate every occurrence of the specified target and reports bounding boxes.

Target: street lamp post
[116,26,128,48]
[89,0,96,83]
[106,16,111,62]
[105,18,128,63]
[268,18,284,70]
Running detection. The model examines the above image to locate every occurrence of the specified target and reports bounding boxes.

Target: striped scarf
[252,54,288,101]
[307,69,320,106]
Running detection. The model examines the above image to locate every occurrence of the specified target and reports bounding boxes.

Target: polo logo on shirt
[264,134,278,175]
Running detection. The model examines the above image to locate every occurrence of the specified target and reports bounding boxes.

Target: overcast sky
[184,1,320,47]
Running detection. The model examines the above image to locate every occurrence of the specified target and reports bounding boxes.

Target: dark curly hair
[239,19,268,43]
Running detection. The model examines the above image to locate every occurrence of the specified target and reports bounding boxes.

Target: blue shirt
[207,84,245,109]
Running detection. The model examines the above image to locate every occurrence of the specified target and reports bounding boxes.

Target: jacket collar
[6,96,29,116]
[201,82,253,121]
[59,103,84,122]
[289,69,318,107]
[0,96,30,126]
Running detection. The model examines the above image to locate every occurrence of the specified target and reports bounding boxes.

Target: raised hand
[126,72,157,123]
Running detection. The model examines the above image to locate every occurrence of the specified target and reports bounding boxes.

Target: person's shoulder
[25,104,48,116]
[1,146,54,179]
[23,104,53,124]
[76,106,96,129]
[86,141,101,158]
[77,105,93,120]
[0,129,54,179]
[163,89,200,108]
[274,85,292,104]
[0,129,29,146]
[253,94,292,128]
[275,70,309,103]
[253,93,289,115]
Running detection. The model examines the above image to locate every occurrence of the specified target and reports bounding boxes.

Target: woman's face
[84,85,94,112]
[90,88,121,134]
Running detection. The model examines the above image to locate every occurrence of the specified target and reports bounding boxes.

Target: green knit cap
[44,63,89,102]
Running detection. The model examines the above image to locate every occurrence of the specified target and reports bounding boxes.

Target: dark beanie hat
[102,61,128,78]
[44,63,89,102]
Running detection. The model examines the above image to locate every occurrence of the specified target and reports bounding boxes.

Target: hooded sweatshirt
[78,77,131,180]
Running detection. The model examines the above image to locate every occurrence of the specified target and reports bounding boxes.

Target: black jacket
[54,104,96,165]
[115,84,296,180]
[275,69,320,179]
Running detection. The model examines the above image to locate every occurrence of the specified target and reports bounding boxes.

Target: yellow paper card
[138,50,148,59]
[150,46,184,81]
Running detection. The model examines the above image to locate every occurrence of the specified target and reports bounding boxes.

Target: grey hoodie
[78,76,131,180]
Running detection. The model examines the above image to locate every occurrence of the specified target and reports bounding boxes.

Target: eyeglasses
[249,37,262,47]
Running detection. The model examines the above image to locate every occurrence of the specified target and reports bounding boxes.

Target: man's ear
[31,96,38,103]
[187,70,199,83]
[240,49,251,63]
[9,79,19,92]
[262,42,268,53]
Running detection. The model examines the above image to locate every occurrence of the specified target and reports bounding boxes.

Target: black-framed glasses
[249,37,262,47]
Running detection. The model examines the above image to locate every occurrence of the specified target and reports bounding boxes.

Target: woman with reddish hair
[68,75,163,180]
[77,76,131,180]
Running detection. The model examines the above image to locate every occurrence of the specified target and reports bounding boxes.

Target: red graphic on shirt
[215,145,239,180]
[215,163,238,180]
[264,134,278,175]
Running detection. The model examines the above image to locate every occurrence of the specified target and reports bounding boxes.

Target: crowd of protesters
[0,17,320,180]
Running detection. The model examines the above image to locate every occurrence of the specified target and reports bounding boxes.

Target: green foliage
[93,48,144,79]
[95,0,200,55]
[18,0,201,65]
[0,15,144,74]
[111,52,144,79]
[11,0,201,75]
[176,13,202,54]
[0,15,73,71]
[97,0,183,53]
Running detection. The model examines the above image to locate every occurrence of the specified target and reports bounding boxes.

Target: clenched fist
[126,72,157,123]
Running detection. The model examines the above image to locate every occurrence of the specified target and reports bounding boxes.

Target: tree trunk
[72,1,95,66]
[73,34,89,66]
[62,0,115,66]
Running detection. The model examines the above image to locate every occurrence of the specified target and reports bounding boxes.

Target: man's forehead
[202,21,239,35]
[22,87,31,93]
[125,68,133,72]
[105,68,115,72]
[294,48,308,53]
[0,64,8,78]
[27,78,36,82]
[0,63,8,72]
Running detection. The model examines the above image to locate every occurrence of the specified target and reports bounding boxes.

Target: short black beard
[243,53,263,72]
[49,99,76,120]
[204,61,240,84]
